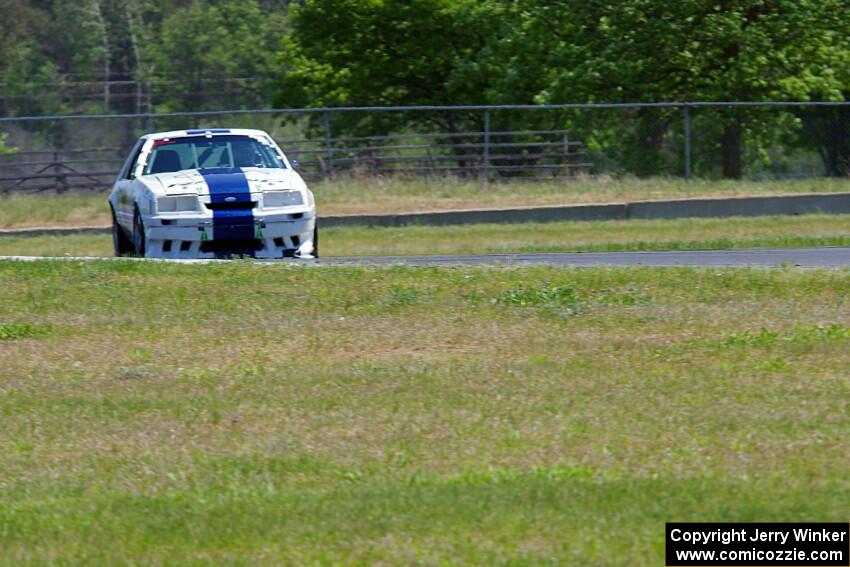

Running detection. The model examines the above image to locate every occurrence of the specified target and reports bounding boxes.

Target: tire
[111,206,133,257]
[312,224,319,259]
[132,207,146,257]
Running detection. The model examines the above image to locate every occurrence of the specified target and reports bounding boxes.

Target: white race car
[108,128,317,259]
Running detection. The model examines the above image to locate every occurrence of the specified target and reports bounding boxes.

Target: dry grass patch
[3,212,850,261]
[2,176,850,229]
[1,261,850,564]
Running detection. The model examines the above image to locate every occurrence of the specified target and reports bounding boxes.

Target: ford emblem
[224,196,237,202]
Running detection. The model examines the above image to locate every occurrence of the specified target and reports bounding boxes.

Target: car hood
[139,168,305,196]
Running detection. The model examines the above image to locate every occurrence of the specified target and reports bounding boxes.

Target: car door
[114,140,145,230]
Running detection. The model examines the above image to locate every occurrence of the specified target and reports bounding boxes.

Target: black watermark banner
[666,523,849,566]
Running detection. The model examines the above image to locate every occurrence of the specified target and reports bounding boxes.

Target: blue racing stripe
[200,167,255,241]
[186,128,231,135]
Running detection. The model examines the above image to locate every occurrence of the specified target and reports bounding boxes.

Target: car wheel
[111,206,133,256]
[133,207,146,257]
[312,224,319,259]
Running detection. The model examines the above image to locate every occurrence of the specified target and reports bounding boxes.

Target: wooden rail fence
[0,129,591,193]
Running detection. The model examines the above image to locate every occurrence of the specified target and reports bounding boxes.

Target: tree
[275,0,507,136]
[277,0,850,177]
[797,105,850,177]
[148,0,285,117]
[0,132,14,154]
[1,43,69,145]
[508,0,850,177]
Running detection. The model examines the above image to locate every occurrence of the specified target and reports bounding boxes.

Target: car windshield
[143,135,286,175]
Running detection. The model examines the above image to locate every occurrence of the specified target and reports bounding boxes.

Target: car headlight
[157,195,199,213]
[264,190,304,208]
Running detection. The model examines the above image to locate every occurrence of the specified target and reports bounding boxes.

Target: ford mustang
[108,128,317,259]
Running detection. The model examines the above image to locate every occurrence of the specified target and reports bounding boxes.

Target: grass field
[1,260,849,564]
[1,176,849,229]
[1,213,849,258]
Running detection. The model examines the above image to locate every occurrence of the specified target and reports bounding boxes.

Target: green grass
[1,213,849,258]
[312,175,850,215]
[1,260,850,564]
[0,322,50,340]
[2,176,849,228]
[323,214,850,257]
[0,192,108,229]
[0,233,110,256]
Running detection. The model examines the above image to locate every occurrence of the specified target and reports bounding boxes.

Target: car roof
[140,128,272,141]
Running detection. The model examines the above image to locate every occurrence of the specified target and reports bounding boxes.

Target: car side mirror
[290,159,299,168]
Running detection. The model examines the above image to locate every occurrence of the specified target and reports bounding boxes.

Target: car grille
[205,201,257,211]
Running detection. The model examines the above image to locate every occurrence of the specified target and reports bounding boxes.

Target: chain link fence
[1,102,849,192]
[0,77,272,118]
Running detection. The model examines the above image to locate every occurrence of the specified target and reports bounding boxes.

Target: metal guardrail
[4,192,850,235]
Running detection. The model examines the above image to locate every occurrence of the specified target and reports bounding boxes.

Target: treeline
[2,0,850,176]
[277,0,850,177]
[0,0,287,116]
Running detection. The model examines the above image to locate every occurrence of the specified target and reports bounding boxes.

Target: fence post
[53,151,66,193]
[683,105,692,180]
[323,110,333,176]
[483,109,490,189]
[135,79,142,116]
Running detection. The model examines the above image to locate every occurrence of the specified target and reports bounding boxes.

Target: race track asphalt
[329,247,850,267]
[2,247,850,267]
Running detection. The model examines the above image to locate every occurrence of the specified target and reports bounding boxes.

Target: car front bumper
[143,210,316,259]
